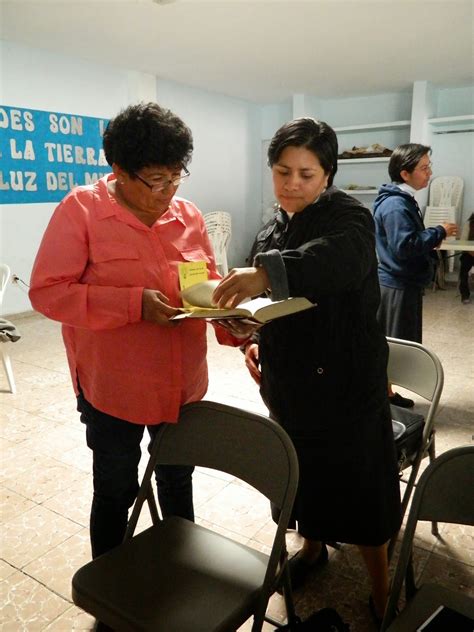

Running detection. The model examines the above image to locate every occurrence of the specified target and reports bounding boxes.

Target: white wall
[0,42,262,315]
[155,79,262,270]
[430,85,474,225]
[1,39,472,315]
[0,40,157,315]
[259,86,473,219]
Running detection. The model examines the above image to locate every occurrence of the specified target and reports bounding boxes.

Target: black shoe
[283,543,329,592]
[389,392,414,409]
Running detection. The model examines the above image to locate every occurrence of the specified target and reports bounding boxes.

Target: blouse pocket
[179,247,212,264]
[88,242,144,286]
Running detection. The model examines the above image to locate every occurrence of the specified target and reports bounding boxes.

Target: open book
[172,280,315,323]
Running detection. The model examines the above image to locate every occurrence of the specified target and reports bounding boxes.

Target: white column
[410,81,435,209]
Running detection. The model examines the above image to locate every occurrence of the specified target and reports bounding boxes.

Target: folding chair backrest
[73,401,300,631]
[414,445,474,526]
[387,337,443,403]
[386,338,445,543]
[382,446,474,629]
[124,400,299,627]
[150,401,298,509]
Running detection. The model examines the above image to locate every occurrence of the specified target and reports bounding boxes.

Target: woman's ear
[112,163,127,184]
[399,169,410,183]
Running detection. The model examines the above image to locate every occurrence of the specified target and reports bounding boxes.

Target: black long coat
[251,187,401,545]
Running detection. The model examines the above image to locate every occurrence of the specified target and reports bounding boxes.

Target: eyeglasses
[415,162,433,173]
[133,167,190,192]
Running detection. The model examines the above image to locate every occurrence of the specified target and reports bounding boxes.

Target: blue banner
[0,105,111,204]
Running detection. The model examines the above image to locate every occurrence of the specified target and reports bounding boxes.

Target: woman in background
[213,117,401,623]
[373,144,457,406]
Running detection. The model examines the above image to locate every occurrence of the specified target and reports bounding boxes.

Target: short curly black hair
[268,118,338,187]
[103,102,193,173]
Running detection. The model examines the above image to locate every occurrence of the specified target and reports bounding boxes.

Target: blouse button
[316,367,324,375]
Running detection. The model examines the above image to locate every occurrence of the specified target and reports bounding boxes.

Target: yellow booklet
[178,261,209,307]
[173,280,315,323]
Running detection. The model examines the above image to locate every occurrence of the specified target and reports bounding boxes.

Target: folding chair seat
[387,338,444,556]
[72,400,299,632]
[381,445,474,631]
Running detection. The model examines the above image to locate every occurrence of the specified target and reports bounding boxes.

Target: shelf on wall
[334,120,410,133]
[428,114,474,133]
[338,157,390,164]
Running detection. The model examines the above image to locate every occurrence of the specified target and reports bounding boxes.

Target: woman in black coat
[213,118,401,621]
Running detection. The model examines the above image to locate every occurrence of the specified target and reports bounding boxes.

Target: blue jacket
[373,184,446,289]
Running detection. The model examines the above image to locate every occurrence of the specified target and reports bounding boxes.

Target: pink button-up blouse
[29,174,227,424]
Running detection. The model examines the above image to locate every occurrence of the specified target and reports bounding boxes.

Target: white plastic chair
[424,205,456,229]
[428,176,464,273]
[0,264,16,393]
[429,176,464,212]
[203,211,232,275]
[424,206,456,287]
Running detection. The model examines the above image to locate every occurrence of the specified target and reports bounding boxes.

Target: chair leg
[388,462,422,562]
[428,438,440,537]
[262,561,299,631]
[282,560,298,620]
[1,348,16,394]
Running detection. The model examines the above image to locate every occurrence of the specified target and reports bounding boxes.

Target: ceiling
[1,0,473,103]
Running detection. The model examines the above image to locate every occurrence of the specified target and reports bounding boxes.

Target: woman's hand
[244,342,261,385]
[442,223,458,238]
[142,289,180,327]
[215,318,261,339]
[212,267,269,308]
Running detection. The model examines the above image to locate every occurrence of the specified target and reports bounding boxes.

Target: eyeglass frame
[132,166,190,192]
[414,161,433,173]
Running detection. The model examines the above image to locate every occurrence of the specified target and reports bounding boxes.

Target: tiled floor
[1,284,473,631]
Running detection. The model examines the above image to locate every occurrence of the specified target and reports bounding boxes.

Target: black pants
[459,252,474,300]
[78,393,194,558]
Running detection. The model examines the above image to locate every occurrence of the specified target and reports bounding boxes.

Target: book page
[252,296,314,322]
[180,279,220,308]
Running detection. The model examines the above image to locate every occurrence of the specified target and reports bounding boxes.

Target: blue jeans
[77,393,194,558]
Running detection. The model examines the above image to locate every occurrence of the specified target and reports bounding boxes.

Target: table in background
[435,240,474,289]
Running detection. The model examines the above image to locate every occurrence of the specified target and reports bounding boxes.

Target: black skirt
[377,285,423,343]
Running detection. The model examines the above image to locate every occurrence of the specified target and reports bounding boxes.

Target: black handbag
[275,607,350,631]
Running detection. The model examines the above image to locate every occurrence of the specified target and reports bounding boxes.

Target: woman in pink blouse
[30,103,230,562]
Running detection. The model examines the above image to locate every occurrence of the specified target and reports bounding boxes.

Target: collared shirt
[398,182,423,219]
[30,174,222,424]
[397,182,417,197]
